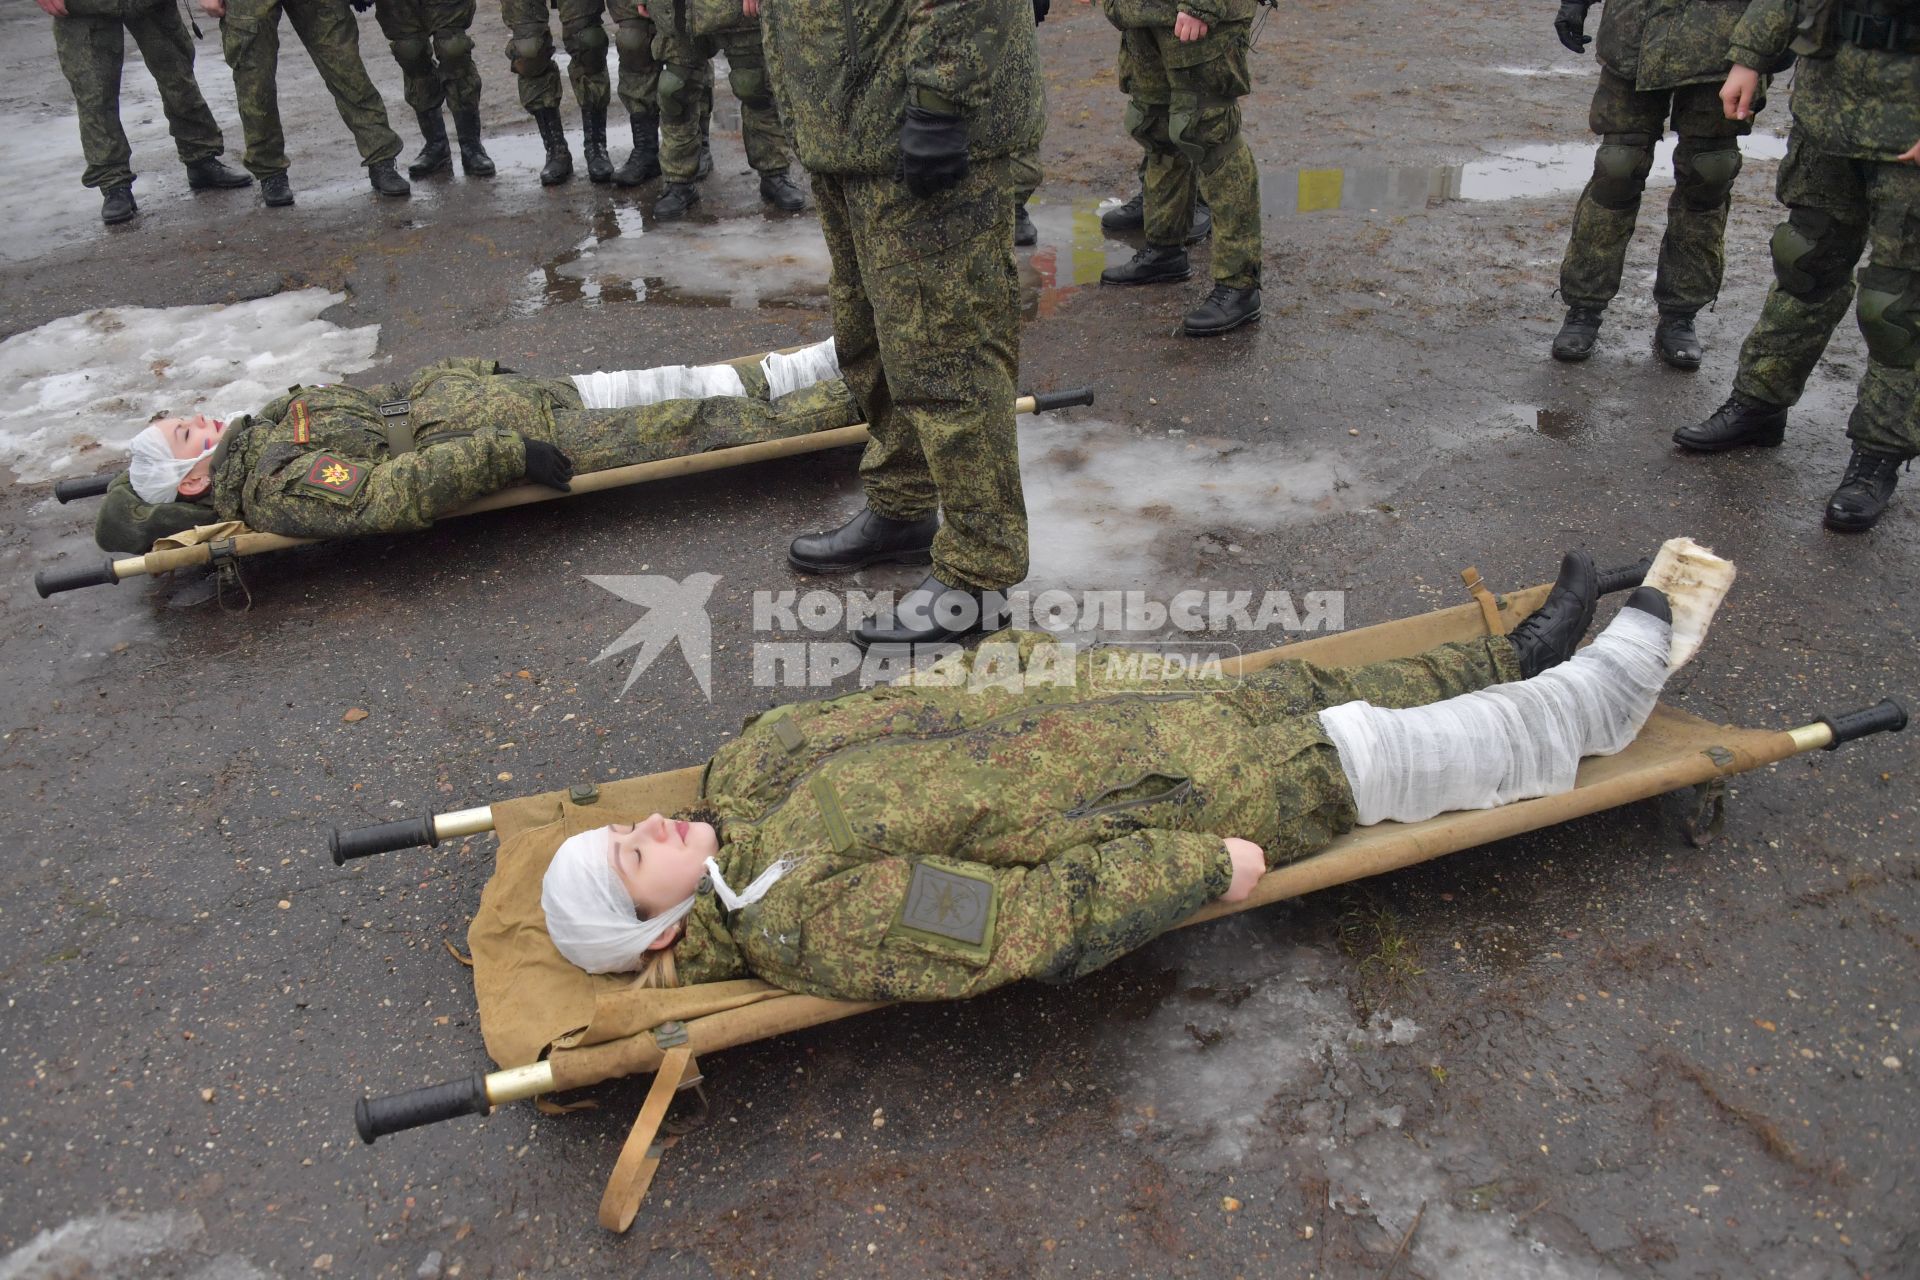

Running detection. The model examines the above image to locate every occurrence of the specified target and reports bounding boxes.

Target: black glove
[897,105,970,199]
[523,440,575,492]
[1033,0,1050,23]
[1554,1,1591,53]
[349,0,373,11]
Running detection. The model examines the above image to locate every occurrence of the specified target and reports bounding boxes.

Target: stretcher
[33,387,1095,600]
[328,564,1907,1232]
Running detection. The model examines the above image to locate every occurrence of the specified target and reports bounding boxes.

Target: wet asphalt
[0,2,1915,1277]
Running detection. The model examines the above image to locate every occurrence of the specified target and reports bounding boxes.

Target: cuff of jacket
[909,85,966,115]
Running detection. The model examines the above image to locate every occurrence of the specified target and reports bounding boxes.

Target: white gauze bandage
[1317,607,1673,827]
[127,424,204,504]
[541,826,797,974]
[570,362,748,409]
[759,338,839,400]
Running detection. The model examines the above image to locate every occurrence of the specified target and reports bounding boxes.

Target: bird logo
[586,573,722,700]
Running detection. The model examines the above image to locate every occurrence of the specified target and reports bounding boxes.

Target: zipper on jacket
[1063,771,1195,821]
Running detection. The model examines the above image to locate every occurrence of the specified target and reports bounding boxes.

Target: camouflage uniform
[652,0,790,181]
[1099,0,1261,289]
[500,0,609,113]
[1725,0,1920,459]
[605,0,709,122]
[219,0,403,177]
[372,0,482,115]
[669,630,1523,1000]
[761,0,1046,591]
[1559,0,1768,315]
[95,357,860,549]
[51,0,229,191]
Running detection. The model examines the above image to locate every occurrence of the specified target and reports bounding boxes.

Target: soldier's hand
[1033,0,1050,23]
[349,0,373,10]
[198,0,225,16]
[742,0,759,16]
[1719,65,1761,121]
[1220,839,1265,903]
[522,440,575,492]
[1898,139,1920,166]
[1553,1,1590,53]
[897,105,969,198]
[35,0,69,18]
[1173,11,1208,41]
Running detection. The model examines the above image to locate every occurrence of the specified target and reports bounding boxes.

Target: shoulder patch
[892,861,998,956]
[299,453,366,498]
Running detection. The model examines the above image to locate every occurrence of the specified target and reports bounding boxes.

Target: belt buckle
[376,399,411,418]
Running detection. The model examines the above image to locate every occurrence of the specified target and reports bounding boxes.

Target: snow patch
[0,1209,267,1280]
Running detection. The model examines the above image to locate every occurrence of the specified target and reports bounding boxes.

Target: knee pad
[507,33,554,77]
[1169,100,1240,174]
[431,27,474,65]
[728,63,771,110]
[614,17,649,59]
[1856,265,1920,369]
[1123,99,1176,157]
[563,21,609,59]
[658,62,695,122]
[1675,139,1742,212]
[1770,207,1856,303]
[1590,132,1654,210]
[388,35,433,75]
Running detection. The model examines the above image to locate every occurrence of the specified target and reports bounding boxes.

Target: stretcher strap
[1459,566,1508,636]
[597,1045,696,1233]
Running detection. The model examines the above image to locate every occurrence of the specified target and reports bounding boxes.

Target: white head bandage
[127,424,204,504]
[540,826,798,974]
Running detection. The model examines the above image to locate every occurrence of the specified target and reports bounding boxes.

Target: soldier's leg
[52,13,135,191]
[1009,150,1043,208]
[717,27,790,175]
[501,0,560,112]
[1653,83,1755,316]
[1233,640,1522,728]
[1122,28,1194,248]
[1844,161,1920,460]
[554,380,860,473]
[122,0,227,164]
[608,2,658,117]
[559,0,611,111]
[651,17,708,184]
[221,0,293,179]
[426,0,482,111]
[1730,134,1867,409]
[1165,20,1258,288]
[851,161,1028,589]
[375,0,442,114]
[282,0,403,164]
[1558,71,1665,309]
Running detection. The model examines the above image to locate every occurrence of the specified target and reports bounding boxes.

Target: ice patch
[528,211,832,312]
[0,289,378,483]
[0,1209,267,1280]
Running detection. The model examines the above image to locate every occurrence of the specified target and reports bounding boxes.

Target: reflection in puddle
[1020,202,1135,318]
[1503,403,1595,442]
[519,205,830,313]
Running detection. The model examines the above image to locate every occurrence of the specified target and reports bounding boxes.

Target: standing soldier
[604,0,715,186]
[1093,0,1263,337]
[1673,0,1920,532]
[501,0,612,184]
[763,0,1044,648]
[1549,0,1780,369]
[45,0,253,225]
[650,0,803,218]
[371,0,495,177]
[199,0,410,203]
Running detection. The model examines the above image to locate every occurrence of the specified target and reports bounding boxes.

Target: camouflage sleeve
[905,0,1006,115]
[1729,0,1796,67]
[739,830,1233,1002]
[244,430,527,538]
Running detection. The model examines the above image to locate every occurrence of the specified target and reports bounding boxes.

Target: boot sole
[1654,344,1702,372]
[786,547,934,575]
[408,159,453,179]
[1550,344,1596,362]
[187,177,253,190]
[1671,425,1786,452]
[1183,306,1261,337]
[101,207,137,225]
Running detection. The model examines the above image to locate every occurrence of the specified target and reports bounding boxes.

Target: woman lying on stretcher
[541,544,1733,1003]
[92,341,856,552]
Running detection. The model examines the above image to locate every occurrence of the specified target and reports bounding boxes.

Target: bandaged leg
[570,339,839,409]
[1318,607,1672,826]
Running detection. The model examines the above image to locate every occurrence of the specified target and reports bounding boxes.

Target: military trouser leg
[1009,149,1043,207]
[501,0,560,111]
[552,380,861,473]
[1653,82,1756,315]
[53,14,136,189]
[606,0,658,115]
[1559,71,1669,309]
[122,2,228,167]
[1846,158,1920,458]
[815,163,1029,591]
[652,16,720,181]
[375,0,442,112]
[428,0,484,113]
[716,26,790,175]
[1118,27,1196,247]
[558,0,610,111]
[1732,132,1868,409]
[278,0,402,165]
[222,0,294,177]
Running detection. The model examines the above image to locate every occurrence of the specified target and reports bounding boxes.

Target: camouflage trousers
[653,17,789,179]
[547,377,859,473]
[814,159,1029,591]
[1116,19,1261,288]
[52,0,226,190]
[1229,636,1524,866]
[1010,148,1042,206]
[372,0,482,115]
[220,0,402,176]
[1733,132,1920,459]
[500,0,607,114]
[1559,71,1759,314]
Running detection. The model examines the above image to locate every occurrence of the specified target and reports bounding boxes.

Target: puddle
[1020,202,1137,318]
[1499,403,1597,442]
[0,289,379,482]
[521,205,830,313]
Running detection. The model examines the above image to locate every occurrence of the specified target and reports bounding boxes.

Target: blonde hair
[633,946,679,990]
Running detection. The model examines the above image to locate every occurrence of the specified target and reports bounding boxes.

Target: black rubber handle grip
[1026,386,1096,413]
[1597,558,1652,596]
[356,1073,489,1143]
[1818,698,1908,750]
[330,815,437,865]
[54,473,116,503]
[34,560,121,598]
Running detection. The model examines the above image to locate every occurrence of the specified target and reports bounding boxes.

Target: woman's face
[606,814,718,921]
[158,415,226,497]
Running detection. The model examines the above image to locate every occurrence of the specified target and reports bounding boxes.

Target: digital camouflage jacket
[1592,0,1763,90]
[1731,0,1920,159]
[1100,0,1257,32]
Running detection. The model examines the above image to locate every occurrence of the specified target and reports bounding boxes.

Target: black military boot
[533,107,573,185]
[1183,283,1261,337]
[653,181,699,220]
[100,184,137,225]
[1101,245,1190,286]
[1672,392,1788,452]
[788,507,938,574]
[613,112,660,186]
[1551,305,1604,362]
[1100,190,1144,232]
[1823,447,1907,533]
[760,171,806,211]
[184,156,251,189]
[1505,550,1599,677]
[260,172,294,206]
[368,158,411,197]
[692,139,713,181]
[452,106,495,176]
[582,104,614,183]
[1622,585,1672,624]
[854,572,1010,651]
[407,109,452,177]
[1014,200,1037,246]
[1653,311,1703,371]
